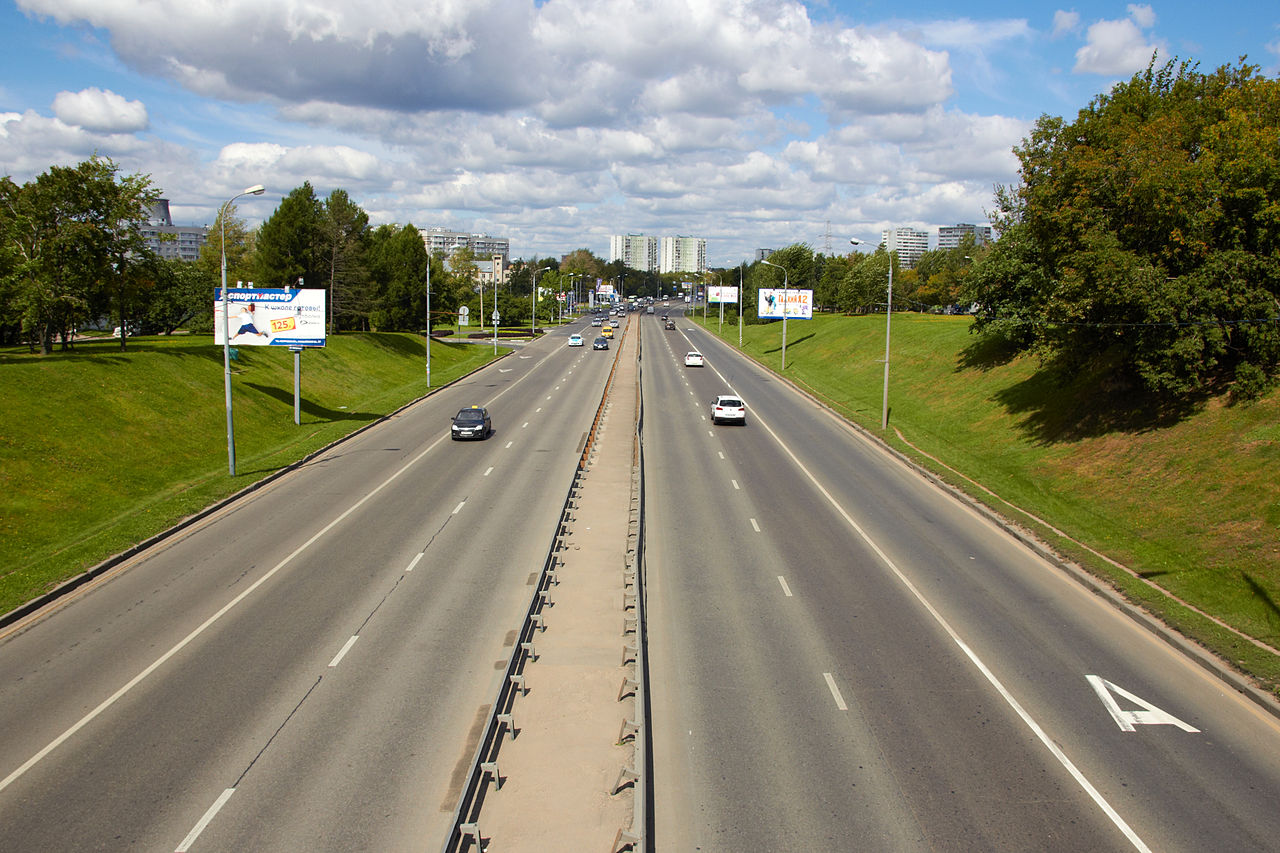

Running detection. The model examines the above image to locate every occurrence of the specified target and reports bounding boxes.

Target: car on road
[593,336,609,350]
[590,317,603,326]
[451,405,492,440]
[711,395,746,425]
[664,319,676,330]
[609,319,620,327]
[684,351,704,367]
[568,333,584,347]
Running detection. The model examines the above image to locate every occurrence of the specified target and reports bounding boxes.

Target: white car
[684,351,704,367]
[568,333,584,347]
[711,395,746,425]
[590,317,603,326]
[609,319,620,328]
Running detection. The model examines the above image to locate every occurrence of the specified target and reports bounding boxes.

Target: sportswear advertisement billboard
[214,288,327,346]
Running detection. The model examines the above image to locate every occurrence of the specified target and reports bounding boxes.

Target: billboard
[214,288,327,347]
[708,286,739,304]
[757,288,813,319]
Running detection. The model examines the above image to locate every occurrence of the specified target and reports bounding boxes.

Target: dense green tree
[254,182,324,291]
[0,157,159,352]
[838,249,896,315]
[964,58,1280,397]
[321,189,371,333]
[367,224,429,331]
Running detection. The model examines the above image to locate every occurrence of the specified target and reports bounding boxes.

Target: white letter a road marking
[1087,675,1200,733]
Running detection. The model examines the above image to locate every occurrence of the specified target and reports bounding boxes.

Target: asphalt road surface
[642,312,1280,852]
[0,318,616,851]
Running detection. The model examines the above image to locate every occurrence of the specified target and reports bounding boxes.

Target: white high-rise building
[659,236,706,274]
[938,223,993,250]
[609,234,660,272]
[881,227,930,269]
[420,227,510,264]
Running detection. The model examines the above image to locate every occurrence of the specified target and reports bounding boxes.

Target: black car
[592,337,609,350]
[451,406,492,440]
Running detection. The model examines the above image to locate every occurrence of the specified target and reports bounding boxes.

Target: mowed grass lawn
[697,310,1280,692]
[0,333,496,612]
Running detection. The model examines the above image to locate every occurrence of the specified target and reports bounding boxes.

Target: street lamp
[220,183,265,476]
[759,258,790,370]
[851,236,893,430]
[531,265,551,336]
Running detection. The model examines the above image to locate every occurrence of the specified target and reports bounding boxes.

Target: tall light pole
[851,236,893,430]
[425,252,432,388]
[220,183,265,476]
[531,265,550,336]
[759,259,789,370]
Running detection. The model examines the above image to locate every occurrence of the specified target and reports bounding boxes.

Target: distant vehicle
[451,405,492,440]
[593,336,609,350]
[665,319,676,330]
[646,306,655,314]
[601,325,614,338]
[684,351,704,367]
[591,317,603,326]
[609,319,620,328]
[568,333,584,347]
[711,395,746,425]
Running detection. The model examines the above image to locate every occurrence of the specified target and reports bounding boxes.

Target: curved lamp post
[851,236,893,430]
[220,184,265,476]
[759,259,789,370]
[531,265,551,336]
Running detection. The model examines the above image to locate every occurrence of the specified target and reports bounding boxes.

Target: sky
[1,0,1276,267]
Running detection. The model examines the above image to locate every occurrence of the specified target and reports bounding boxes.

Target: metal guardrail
[440,325,639,853]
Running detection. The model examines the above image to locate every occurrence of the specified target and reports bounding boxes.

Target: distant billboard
[708,286,739,304]
[757,288,813,320]
[214,288,327,346]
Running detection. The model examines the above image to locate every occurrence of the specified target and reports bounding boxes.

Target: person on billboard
[232,302,270,340]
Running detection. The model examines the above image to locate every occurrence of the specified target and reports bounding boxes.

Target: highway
[4,304,1280,852]
[0,319,616,851]
[642,310,1280,852]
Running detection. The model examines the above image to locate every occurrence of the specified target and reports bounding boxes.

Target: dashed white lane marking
[749,518,761,532]
[522,422,530,429]
[536,407,543,413]
[406,552,424,572]
[824,673,849,711]
[452,501,465,515]
[718,451,725,459]
[484,466,494,476]
[505,441,513,448]
[176,788,235,852]
[778,576,793,597]
[731,480,740,490]
[328,635,359,668]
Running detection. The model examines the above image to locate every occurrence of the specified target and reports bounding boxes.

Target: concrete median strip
[458,319,641,852]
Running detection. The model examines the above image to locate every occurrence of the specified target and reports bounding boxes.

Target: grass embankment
[0,333,497,613]
[697,311,1280,693]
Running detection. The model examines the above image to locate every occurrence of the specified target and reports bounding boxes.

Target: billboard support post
[220,184,265,477]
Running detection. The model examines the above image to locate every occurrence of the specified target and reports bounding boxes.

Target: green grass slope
[0,333,496,611]
[699,311,1280,693]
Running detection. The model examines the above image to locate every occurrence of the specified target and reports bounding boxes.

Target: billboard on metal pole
[215,288,327,346]
[708,286,739,304]
[757,288,813,319]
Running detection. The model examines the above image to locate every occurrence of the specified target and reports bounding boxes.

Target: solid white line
[749,518,760,532]
[823,673,848,710]
[747,406,1153,853]
[175,787,235,852]
[406,552,424,572]
[484,466,494,476]
[329,635,359,668]
[778,576,793,597]
[731,479,740,490]
[452,501,465,515]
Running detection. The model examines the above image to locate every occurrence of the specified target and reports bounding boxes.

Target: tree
[321,189,370,333]
[0,157,159,353]
[254,182,324,291]
[965,58,1280,398]
[367,224,428,331]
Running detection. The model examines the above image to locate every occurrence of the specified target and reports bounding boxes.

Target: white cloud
[1126,4,1156,29]
[1073,15,1161,75]
[1051,10,1080,39]
[51,87,148,132]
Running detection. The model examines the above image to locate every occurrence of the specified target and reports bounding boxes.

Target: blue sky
[2,0,1276,266]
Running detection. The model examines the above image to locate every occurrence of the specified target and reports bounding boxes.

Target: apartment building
[938,223,993,251]
[881,227,930,270]
[659,236,706,274]
[609,234,660,272]
[140,199,208,262]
